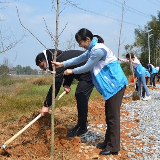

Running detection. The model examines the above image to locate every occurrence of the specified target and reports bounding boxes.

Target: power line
[102,0,151,18]
[65,0,143,27]
[147,0,160,7]
[113,0,151,18]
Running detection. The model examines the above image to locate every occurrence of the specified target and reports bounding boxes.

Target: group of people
[35,28,153,156]
[137,63,159,98]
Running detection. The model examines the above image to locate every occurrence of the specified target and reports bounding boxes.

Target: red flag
[131,77,134,83]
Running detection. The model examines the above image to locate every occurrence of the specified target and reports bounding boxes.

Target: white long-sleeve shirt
[118,56,140,69]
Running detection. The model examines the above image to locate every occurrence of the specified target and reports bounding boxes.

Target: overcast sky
[0,0,160,69]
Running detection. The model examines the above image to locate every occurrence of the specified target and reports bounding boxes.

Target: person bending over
[35,49,94,137]
[118,53,151,101]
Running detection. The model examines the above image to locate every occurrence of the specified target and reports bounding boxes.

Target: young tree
[51,0,59,157]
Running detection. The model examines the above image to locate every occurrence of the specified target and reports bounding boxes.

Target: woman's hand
[64,69,73,75]
[129,58,134,63]
[51,61,63,68]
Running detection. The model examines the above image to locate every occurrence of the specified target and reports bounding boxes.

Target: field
[0,75,157,159]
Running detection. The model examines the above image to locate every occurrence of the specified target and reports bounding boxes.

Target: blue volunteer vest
[145,69,150,78]
[89,43,128,100]
[151,66,158,74]
[134,64,145,78]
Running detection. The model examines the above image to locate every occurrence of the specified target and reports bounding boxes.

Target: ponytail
[93,35,104,43]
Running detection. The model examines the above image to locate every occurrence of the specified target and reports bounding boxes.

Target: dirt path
[0,84,158,160]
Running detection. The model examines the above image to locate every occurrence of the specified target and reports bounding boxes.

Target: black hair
[35,52,46,66]
[93,35,104,43]
[126,53,134,59]
[75,28,104,43]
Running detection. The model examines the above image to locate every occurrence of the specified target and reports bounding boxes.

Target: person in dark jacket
[35,49,94,137]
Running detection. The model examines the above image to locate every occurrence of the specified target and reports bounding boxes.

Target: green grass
[56,84,100,108]
[0,77,101,122]
[18,85,50,97]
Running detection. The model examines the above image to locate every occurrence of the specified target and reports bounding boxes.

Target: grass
[0,76,100,122]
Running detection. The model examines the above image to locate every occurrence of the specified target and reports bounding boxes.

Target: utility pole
[146,29,153,64]
[117,0,126,57]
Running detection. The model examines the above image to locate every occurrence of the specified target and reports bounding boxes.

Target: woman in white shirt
[118,53,151,101]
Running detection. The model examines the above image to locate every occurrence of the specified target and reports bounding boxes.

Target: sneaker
[142,96,151,101]
[67,124,88,137]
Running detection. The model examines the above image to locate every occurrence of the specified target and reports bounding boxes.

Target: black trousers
[150,73,156,86]
[75,80,94,126]
[104,86,126,152]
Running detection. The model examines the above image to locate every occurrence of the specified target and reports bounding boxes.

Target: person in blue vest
[157,67,160,82]
[147,63,158,87]
[118,53,151,101]
[52,28,128,156]
[142,68,150,97]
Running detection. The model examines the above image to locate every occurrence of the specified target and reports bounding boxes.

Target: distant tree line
[122,12,160,68]
[120,11,160,76]
[0,64,40,76]
[15,65,38,75]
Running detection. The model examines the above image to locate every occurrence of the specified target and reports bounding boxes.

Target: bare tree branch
[59,1,68,15]
[58,22,68,37]
[16,6,50,51]
[43,17,55,42]
[50,0,56,11]
[16,6,58,62]
[0,26,26,54]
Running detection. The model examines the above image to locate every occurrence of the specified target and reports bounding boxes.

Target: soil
[0,84,158,160]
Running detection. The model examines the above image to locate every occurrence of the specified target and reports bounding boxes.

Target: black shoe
[99,149,118,155]
[76,126,88,136]
[67,124,80,137]
[67,124,88,137]
[96,142,107,149]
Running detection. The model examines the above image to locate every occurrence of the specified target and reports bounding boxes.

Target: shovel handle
[3,113,42,148]
[129,53,137,89]
[2,91,66,149]
[55,91,66,102]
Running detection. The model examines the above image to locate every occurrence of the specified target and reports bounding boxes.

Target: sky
[0,0,160,69]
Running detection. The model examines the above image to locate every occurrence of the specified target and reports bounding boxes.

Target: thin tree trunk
[51,0,59,158]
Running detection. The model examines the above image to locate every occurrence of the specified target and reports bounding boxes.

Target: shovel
[129,54,140,101]
[1,91,66,149]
